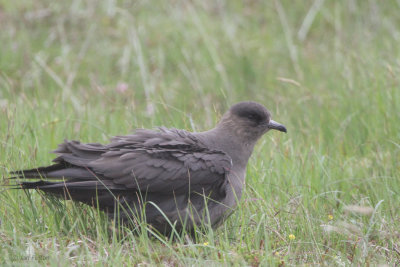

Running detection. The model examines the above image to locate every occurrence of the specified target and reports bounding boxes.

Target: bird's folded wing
[88,148,231,193]
[52,128,232,193]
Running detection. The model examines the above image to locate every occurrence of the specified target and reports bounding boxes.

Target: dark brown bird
[11,101,287,235]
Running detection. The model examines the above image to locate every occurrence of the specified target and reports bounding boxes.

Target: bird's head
[218,101,287,143]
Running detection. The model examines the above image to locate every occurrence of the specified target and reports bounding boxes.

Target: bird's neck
[197,125,257,168]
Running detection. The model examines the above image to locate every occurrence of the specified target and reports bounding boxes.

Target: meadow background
[1,0,400,265]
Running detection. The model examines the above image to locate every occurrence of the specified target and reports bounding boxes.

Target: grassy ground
[1,0,399,265]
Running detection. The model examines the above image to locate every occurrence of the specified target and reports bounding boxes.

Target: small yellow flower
[288,234,295,240]
[203,242,209,246]
[274,251,280,256]
[328,214,334,220]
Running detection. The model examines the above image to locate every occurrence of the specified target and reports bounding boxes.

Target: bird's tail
[10,163,68,179]
[6,163,66,189]
[7,163,125,199]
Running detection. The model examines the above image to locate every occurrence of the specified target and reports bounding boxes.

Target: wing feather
[16,128,232,195]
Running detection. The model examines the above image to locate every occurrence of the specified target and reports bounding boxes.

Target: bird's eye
[245,113,261,121]
[247,114,255,119]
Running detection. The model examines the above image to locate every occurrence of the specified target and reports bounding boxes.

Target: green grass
[1,0,400,265]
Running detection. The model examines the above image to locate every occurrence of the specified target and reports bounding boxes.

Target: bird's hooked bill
[268,120,287,133]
